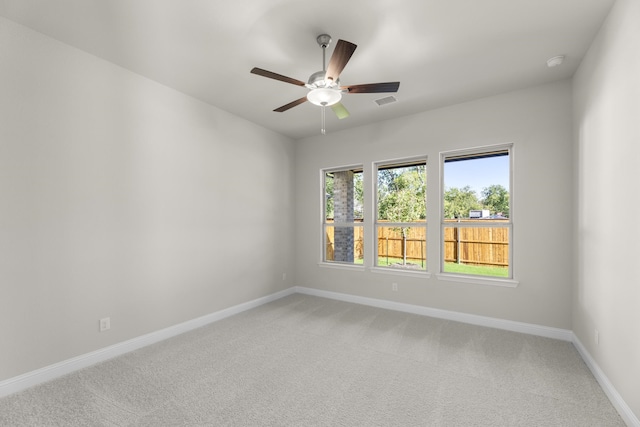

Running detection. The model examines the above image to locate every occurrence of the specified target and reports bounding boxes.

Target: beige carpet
[0,294,624,426]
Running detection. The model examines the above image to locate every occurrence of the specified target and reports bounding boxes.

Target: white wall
[573,0,640,420]
[0,17,295,382]
[295,80,574,329]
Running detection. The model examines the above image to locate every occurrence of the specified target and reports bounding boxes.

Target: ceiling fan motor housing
[307,70,342,106]
[307,70,339,88]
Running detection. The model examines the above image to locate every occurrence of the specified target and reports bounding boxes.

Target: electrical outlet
[594,329,599,345]
[282,272,286,281]
[99,317,111,332]
[392,283,398,291]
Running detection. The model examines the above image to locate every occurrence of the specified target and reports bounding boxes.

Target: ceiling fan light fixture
[307,88,342,106]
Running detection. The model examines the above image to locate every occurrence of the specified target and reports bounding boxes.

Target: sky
[443,155,509,196]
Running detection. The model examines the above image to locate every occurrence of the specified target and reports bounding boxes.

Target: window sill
[318,262,365,272]
[370,267,431,279]
[436,273,518,288]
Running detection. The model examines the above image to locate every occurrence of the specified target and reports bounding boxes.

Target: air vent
[374,95,397,107]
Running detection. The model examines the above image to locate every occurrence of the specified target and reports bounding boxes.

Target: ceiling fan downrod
[317,34,332,72]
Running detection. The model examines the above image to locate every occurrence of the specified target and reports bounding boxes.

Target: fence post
[386,236,389,265]
[456,219,461,264]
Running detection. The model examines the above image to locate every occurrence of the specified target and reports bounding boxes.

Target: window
[374,159,427,271]
[440,145,513,281]
[322,167,364,265]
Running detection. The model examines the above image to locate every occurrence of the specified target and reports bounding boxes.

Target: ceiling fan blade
[274,96,308,112]
[342,82,400,93]
[331,102,350,120]
[250,67,306,87]
[325,40,357,83]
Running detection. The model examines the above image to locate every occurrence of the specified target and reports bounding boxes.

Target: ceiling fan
[250,34,400,134]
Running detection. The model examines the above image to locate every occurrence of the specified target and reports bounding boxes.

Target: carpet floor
[0,293,625,426]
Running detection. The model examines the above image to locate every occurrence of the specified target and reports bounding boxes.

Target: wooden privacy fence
[443,219,509,267]
[376,226,426,263]
[325,219,509,267]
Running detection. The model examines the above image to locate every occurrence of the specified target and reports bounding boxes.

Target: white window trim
[370,266,432,279]
[318,262,365,271]
[438,143,516,285]
[435,273,518,287]
[373,156,429,275]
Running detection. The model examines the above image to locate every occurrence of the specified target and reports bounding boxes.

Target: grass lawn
[443,262,508,277]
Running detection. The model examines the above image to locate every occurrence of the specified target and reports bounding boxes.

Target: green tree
[354,172,364,219]
[480,184,509,217]
[378,169,426,221]
[324,173,334,218]
[443,186,481,219]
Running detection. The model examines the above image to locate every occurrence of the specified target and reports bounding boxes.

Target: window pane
[377,226,426,270]
[377,164,426,222]
[443,153,509,219]
[443,225,509,277]
[324,225,364,264]
[325,170,363,222]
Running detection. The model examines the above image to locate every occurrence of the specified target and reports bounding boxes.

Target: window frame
[372,157,429,277]
[436,144,518,287]
[319,165,365,270]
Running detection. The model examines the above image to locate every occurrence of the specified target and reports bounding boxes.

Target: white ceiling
[0,0,615,140]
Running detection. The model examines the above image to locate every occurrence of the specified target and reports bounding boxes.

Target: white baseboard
[3,285,637,427]
[0,287,296,398]
[294,286,573,341]
[572,335,640,427]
